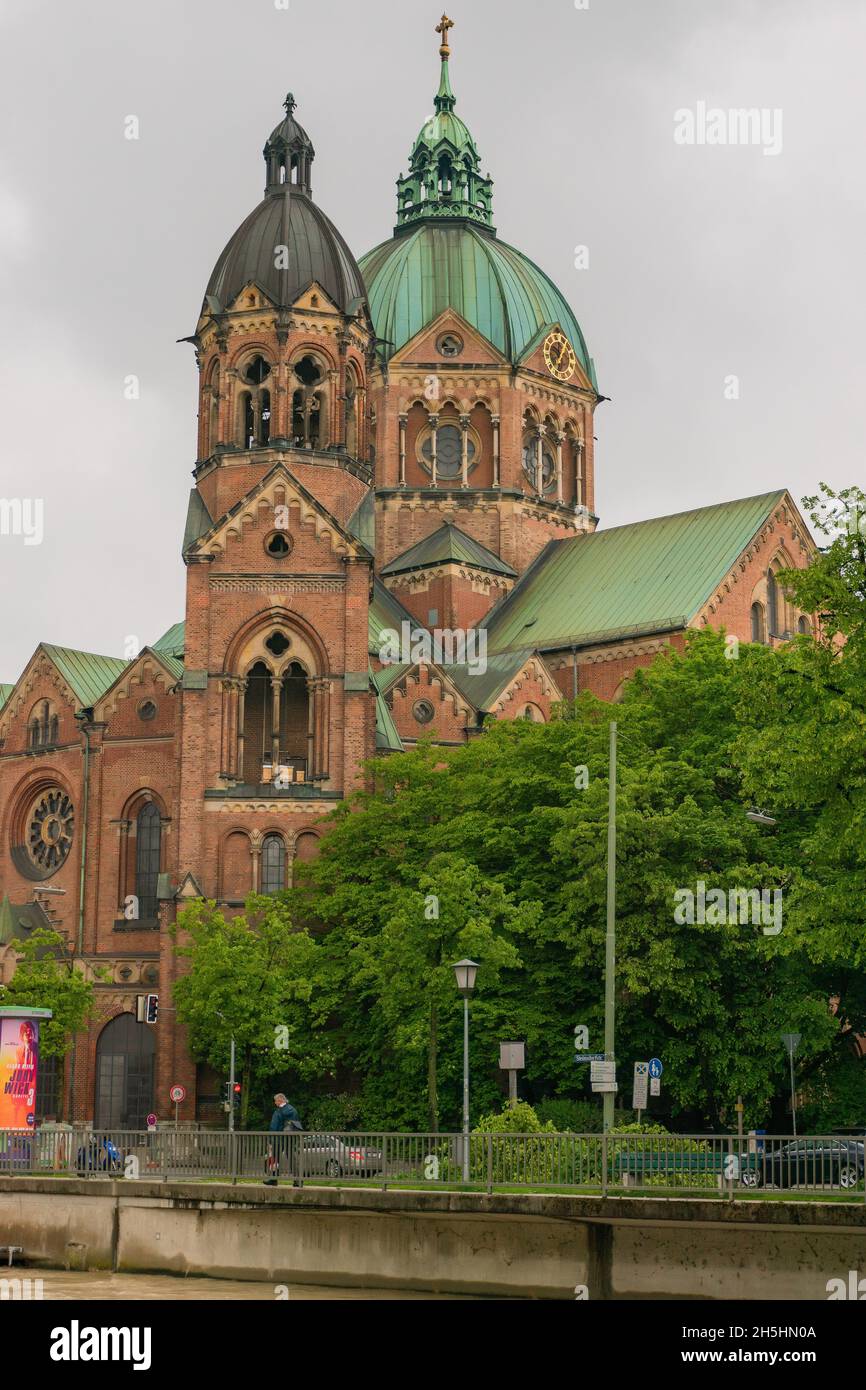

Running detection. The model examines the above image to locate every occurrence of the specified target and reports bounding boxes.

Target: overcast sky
[0,0,863,680]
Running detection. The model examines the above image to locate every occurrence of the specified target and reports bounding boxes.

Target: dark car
[740,1139,864,1190]
[300,1134,383,1178]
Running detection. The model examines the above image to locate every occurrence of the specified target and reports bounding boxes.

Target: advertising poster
[0,1016,39,1129]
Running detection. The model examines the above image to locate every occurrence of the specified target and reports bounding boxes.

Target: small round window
[413,699,435,725]
[437,333,463,358]
[138,700,157,722]
[265,531,293,558]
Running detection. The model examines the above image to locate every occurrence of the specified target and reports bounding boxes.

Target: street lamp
[746,808,778,827]
[453,959,478,1182]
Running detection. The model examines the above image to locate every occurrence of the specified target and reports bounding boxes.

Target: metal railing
[0,1128,862,1199]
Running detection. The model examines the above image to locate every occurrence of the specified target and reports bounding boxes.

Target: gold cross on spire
[436,13,454,58]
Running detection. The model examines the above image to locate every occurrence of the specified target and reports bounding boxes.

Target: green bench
[614,1150,756,1189]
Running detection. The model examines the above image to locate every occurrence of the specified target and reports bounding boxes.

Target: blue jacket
[269,1102,301,1133]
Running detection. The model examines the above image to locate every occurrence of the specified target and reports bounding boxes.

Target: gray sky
[1,0,863,680]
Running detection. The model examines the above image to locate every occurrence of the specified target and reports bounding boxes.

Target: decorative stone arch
[222,611,332,787]
[115,789,169,922]
[766,548,795,638]
[345,357,364,459]
[26,697,60,751]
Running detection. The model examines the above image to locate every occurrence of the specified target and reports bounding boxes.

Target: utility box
[499,1042,525,1072]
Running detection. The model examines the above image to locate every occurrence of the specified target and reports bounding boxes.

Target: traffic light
[145,993,159,1024]
[223,1080,242,1112]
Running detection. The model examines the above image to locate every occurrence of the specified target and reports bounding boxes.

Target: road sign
[146,1112,157,1128]
[169,1085,186,1104]
[781,1033,801,1057]
[591,1059,617,1093]
[499,1042,525,1071]
[574,1053,605,1064]
[650,1077,660,1097]
[649,1057,663,1079]
[632,1061,649,1110]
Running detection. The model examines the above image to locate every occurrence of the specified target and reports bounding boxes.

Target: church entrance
[94,1014,155,1129]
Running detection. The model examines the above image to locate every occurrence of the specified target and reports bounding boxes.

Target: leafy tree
[1,928,99,1060]
[171,894,321,1128]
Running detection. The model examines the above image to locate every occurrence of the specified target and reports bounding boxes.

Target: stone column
[428,412,439,487]
[270,676,282,772]
[534,428,544,495]
[492,415,500,488]
[555,432,564,506]
[460,413,470,488]
[398,413,407,486]
[236,679,247,784]
[576,439,585,508]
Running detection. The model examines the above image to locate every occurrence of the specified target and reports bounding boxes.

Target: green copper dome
[359,18,596,386]
[360,223,596,383]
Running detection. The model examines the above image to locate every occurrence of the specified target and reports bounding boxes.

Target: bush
[304,1092,364,1133]
[534,1098,603,1133]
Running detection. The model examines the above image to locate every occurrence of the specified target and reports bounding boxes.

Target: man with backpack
[264,1093,302,1186]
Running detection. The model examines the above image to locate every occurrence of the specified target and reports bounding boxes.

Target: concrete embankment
[0,1178,863,1299]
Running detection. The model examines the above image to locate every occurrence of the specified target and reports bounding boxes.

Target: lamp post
[453,959,478,1182]
[603,721,617,1133]
[781,1033,801,1136]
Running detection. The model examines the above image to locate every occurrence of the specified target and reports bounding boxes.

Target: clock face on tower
[543,331,577,382]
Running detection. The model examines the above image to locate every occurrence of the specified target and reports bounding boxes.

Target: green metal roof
[485,491,787,654]
[347,490,375,552]
[183,490,214,554]
[360,222,596,383]
[369,580,416,657]
[41,645,128,708]
[0,684,13,713]
[446,648,534,711]
[380,523,516,577]
[371,665,403,752]
[153,622,185,661]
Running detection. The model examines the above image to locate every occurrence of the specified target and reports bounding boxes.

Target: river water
[28,1270,482,1300]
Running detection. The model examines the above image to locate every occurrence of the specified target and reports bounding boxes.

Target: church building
[0,17,816,1124]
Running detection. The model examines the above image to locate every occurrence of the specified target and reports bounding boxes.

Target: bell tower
[173,92,377,902]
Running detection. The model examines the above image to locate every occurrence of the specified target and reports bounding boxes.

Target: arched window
[135,803,161,920]
[291,356,326,447]
[261,834,287,895]
[28,700,59,750]
[797,615,811,635]
[239,390,253,448]
[94,1014,155,1129]
[259,389,271,446]
[751,602,766,644]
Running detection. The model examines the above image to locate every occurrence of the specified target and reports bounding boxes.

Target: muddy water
[31,1270,483,1300]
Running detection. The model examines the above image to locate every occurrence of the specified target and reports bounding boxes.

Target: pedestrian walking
[264,1093,302,1186]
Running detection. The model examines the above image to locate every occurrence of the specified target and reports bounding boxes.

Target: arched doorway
[94,1014,155,1129]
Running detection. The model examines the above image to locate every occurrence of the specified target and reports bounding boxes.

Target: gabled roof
[371,665,403,752]
[0,894,52,946]
[445,648,535,711]
[347,491,375,552]
[485,490,788,654]
[369,579,416,657]
[380,523,516,578]
[153,622,185,662]
[40,645,129,708]
[182,490,214,555]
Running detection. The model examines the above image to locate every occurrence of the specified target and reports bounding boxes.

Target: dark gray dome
[205,187,367,314]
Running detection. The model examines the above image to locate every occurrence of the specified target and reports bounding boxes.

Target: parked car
[300,1134,383,1178]
[740,1139,864,1190]
[76,1135,123,1175]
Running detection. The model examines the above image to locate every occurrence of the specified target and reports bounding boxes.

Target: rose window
[26,788,74,874]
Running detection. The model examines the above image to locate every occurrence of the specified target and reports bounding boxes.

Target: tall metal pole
[603,721,617,1133]
[462,996,470,1182]
[229,1036,236,1135]
[789,1050,797,1137]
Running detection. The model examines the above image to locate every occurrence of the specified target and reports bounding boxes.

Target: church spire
[434,14,456,113]
[394,16,495,234]
[263,91,316,197]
